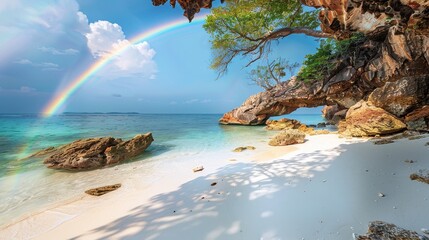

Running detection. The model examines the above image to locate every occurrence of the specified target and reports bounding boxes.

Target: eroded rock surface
[356,221,429,240]
[220,29,429,130]
[338,100,406,137]
[43,133,153,170]
[269,129,306,146]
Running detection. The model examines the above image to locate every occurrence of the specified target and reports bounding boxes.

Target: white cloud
[85,20,157,79]
[39,47,79,55]
[13,59,59,71]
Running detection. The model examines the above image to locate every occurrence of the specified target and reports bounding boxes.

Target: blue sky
[0,0,322,114]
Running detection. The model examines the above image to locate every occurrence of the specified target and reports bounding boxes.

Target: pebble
[378,192,385,197]
[193,166,204,172]
[211,182,217,186]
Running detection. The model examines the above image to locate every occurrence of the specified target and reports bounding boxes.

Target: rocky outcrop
[339,100,406,136]
[219,77,329,125]
[266,118,303,130]
[43,133,153,171]
[405,105,429,131]
[220,28,429,130]
[269,129,306,146]
[301,0,429,39]
[152,0,221,21]
[356,221,428,240]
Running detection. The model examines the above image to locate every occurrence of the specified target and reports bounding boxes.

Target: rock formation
[220,27,429,132]
[269,129,306,146]
[338,100,407,136]
[43,133,153,171]
[151,0,224,21]
[356,221,429,240]
[266,118,331,135]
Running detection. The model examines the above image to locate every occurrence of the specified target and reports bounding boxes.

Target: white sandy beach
[1,134,429,240]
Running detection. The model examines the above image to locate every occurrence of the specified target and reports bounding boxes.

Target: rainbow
[42,15,207,117]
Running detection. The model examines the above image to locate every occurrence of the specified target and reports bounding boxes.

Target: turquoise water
[0,113,325,226]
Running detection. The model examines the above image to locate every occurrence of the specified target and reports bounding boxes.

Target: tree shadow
[70,140,429,239]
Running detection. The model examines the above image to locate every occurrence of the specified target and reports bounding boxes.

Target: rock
[405,105,429,131]
[356,221,428,240]
[317,122,327,128]
[369,76,429,117]
[404,159,415,163]
[28,146,58,158]
[339,101,407,137]
[193,166,204,172]
[85,184,121,196]
[410,169,429,184]
[378,192,385,197]
[422,228,429,235]
[210,182,217,186]
[269,129,306,146]
[322,104,339,121]
[373,139,395,145]
[266,118,304,130]
[152,0,215,21]
[43,133,153,171]
[104,133,154,165]
[233,146,255,152]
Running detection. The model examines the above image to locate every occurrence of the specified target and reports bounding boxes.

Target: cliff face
[219,28,429,128]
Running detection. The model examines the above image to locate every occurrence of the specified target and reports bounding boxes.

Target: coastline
[1,133,429,239]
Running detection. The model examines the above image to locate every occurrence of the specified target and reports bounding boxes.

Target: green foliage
[297,33,365,83]
[249,58,298,90]
[203,0,320,75]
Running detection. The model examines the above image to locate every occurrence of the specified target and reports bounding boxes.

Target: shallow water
[0,113,325,226]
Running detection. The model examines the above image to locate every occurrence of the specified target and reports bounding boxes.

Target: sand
[1,134,429,239]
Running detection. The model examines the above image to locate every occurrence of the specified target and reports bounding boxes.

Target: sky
[0,0,322,114]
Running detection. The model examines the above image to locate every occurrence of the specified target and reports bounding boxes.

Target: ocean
[0,113,325,226]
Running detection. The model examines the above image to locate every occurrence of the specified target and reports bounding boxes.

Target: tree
[249,58,298,90]
[203,0,333,77]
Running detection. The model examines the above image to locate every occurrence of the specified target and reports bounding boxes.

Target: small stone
[201,196,205,199]
[233,146,255,152]
[404,159,414,163]
[211,182,217,186]
[193,166,204,172]
[393,206,397,209]
[378,192,385,197]
[229,159,237,162]
[85,184,121,196]
[323,180,327,182]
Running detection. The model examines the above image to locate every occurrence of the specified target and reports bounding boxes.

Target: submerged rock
[85,184,121,196]
[410,169,429,184]
[339,101,406,137]
[28,146,58,158]
[356,221,428,240]
[269,129,305,146]
[43,133,153,171]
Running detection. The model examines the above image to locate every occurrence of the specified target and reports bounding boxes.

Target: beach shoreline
[1,133,429,239]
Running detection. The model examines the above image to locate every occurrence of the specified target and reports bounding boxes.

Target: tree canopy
[203,0,333,77]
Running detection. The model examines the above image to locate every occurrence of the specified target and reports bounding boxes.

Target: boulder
[339,101,406,137]
[43,133,153,171]
[368,76,429,116]
[356,221,428,240]
[105,133,154,165]
[268,129,306,146]
[322,105,339,121]
[266,118,303,130]
[405,105,429,131]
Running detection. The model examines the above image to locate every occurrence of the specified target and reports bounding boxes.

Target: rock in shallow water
[43,133,153,171]
[233,146,255,152]
[356,221,429,240]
